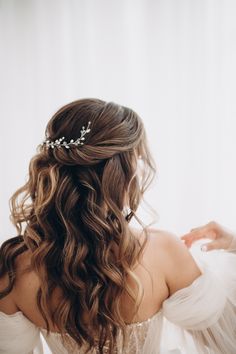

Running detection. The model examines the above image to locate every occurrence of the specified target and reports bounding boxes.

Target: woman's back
[0,227,201,327]
[1,226,236,353]
[0,226,204,354]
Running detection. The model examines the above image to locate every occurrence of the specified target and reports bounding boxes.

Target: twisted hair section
[0,99,157,353]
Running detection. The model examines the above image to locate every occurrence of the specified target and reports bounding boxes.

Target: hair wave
[0,98,156,353]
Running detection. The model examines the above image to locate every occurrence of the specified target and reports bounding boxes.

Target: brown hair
[0,98,156,353]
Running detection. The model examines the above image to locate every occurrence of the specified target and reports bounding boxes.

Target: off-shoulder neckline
[0,310,24,318]
[0,308,163,331]
[0,270,207,331]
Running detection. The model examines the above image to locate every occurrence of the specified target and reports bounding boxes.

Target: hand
[181,221,236,251]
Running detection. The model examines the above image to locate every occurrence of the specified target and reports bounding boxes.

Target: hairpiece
[41,121,91,149]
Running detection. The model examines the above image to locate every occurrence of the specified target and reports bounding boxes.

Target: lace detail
[40,310,163,354]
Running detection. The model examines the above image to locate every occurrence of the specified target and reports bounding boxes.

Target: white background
[0,0,236,240]
[1,0,236,351]
[1,0,236,239]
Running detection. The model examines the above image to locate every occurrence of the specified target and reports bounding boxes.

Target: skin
[181,221,235,251]
[0,227,202,331]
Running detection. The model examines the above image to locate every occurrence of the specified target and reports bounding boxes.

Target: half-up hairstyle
[0,98,156,353]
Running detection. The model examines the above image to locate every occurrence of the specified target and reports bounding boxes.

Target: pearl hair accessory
[41,121,91,149]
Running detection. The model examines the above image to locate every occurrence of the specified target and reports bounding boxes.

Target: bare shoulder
[0,272,18,314]
[15,251,63,329]
[0,249,37,315]
[0,250,60,329]
[14,250,41,297]
[141,228,202,296]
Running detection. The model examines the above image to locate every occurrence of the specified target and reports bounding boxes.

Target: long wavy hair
[0,98,156,353]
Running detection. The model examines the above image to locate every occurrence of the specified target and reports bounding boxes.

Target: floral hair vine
[41,121,91,149]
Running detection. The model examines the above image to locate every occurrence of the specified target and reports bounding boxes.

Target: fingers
[181,238,192,248]
[181,227,208,244]
[181,221,230,250]
[190,226,202,232]
[181,222,218,248]
[200,239,221,251]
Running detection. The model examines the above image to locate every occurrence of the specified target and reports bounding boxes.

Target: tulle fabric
[0,243,235,353]
[157,246,236,354]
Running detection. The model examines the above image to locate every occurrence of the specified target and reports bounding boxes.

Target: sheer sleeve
[0,311,44,354]
[160,243,236,354]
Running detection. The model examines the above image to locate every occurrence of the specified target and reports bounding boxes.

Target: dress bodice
[40,310,164,354]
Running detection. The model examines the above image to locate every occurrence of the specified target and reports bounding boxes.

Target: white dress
[0,241,235,354]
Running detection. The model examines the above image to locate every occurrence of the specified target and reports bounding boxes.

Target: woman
[0,99,235,354]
